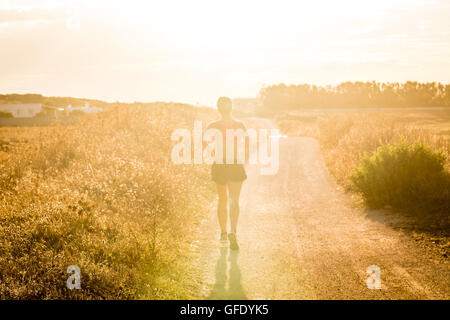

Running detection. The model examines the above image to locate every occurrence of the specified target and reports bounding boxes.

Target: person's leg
[228,181,243,234]
[216,183,228,234]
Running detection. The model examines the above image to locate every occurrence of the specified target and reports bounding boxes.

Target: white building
[0,104,42,118]
[67,102,102,114]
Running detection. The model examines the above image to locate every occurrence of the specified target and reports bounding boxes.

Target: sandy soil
[193,119,449,300]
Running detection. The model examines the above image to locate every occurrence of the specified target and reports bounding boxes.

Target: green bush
[350,140,449,214]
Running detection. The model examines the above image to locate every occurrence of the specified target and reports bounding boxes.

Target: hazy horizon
[1,0,450,106]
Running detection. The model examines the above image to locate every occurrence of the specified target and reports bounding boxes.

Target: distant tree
[0,94,43,104]
[70,110,86,117]
[35,108,54,118]
[259,81,450,112]
[0,111,13,118]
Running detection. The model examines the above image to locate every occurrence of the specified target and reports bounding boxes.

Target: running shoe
[228,232,239,250]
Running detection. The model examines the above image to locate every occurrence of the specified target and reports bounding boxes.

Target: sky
[1,0,450,106]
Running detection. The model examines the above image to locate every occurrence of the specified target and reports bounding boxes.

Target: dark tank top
[216,119,242,164]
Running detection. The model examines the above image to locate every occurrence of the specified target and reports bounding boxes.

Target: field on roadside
[277,108,449,175]
[0,103,216,299]
[275,108,449,229]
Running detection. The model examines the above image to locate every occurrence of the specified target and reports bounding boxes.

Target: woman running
[206,97,248,250]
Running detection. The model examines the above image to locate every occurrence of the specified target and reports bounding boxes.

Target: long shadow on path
[207,247,247,299]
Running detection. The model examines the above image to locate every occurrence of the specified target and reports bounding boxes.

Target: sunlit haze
[1,0,450,105]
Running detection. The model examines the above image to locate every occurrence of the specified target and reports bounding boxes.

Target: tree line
[0,94,110,108]
[259,81,450,110]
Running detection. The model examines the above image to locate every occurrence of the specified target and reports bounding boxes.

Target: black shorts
[211,163,247,185]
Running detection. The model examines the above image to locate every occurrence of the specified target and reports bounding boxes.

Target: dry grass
[275,108,450,223]
[319,114,449,189]
[275,108,450,263]
[276,109,449,184]
[0,103,216,299]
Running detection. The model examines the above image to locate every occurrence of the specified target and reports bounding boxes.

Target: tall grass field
[0,103,215,299]
[276,108,450,230]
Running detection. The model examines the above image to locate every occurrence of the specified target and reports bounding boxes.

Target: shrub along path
[194,119,449,299]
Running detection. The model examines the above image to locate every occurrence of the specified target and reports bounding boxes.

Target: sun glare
[0,0,449,304]
[0,0,448,104]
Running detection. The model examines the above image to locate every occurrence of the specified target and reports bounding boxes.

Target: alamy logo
[366,265,381,290]
[171,120,281,175]
[66,265,81,290]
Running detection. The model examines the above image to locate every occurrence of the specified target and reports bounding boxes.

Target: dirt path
[194,119,449,299]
